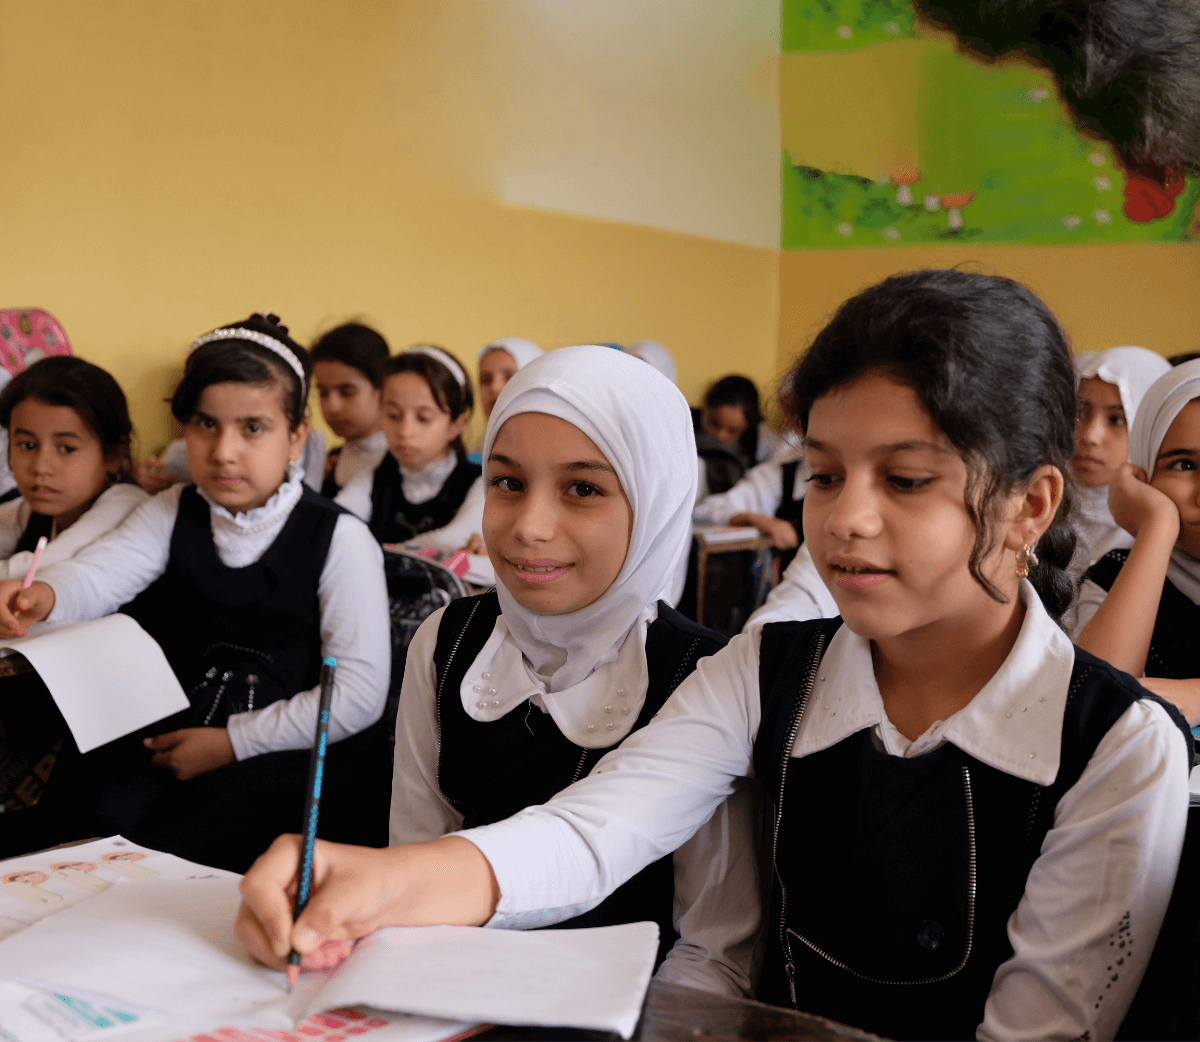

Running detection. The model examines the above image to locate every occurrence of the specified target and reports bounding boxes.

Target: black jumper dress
[367,453,481,545]
[431,590,726,967]
[752,617,1192,1041]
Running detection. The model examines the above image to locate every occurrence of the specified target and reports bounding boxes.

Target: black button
[917,920,944,951]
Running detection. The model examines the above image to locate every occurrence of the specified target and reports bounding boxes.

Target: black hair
[0,356,134,482]
[788,269,1079,622]
[311,322,390,388]
[171,313,311,431]
[1169,351,1200,367]
[704,375,763,463]
[916,0,1200,175]
[380,347,474,455]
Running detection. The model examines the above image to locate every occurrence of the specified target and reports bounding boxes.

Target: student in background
[311,322,389,499]
[1077,359,1200,722]
[0,357,148,579]
[0,314,390,871]
[337,347,484,552]
[238,272,1189,1042]
[1069,347,1171,592]
[477,338,542,420]
[693,376,784,502]
[627,340,676,384]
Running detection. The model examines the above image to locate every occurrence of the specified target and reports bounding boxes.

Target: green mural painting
[781,0,1198,248]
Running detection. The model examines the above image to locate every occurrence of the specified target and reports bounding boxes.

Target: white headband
[190,328,307,390]
[403,346,467,389]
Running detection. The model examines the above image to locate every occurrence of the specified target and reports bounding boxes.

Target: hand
[461,533,486,555]
[144,727,236,780]
[1108,463,1179,541]
[133,457,177,494]
[1139,677,1200,727]
[730,513,799,551]
[0,580,55,638]
[236,834,501,971]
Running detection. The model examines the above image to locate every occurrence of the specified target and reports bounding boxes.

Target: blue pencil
[287,655,336,989]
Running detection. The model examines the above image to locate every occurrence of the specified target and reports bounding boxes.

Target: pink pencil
[21,535,48,589]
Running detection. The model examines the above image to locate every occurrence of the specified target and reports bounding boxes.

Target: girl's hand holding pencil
[0,578,55,638]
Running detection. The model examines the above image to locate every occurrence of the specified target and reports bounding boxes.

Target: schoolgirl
[1077,359,1200,722]
[311,322,390,499]
[1069,347,1171,590]
[238,273,1189,1042]
[0,314,390,871]
[387,346,759,993]
[477,338,542,419]
[337,346,485,551]
[0,357,148,580]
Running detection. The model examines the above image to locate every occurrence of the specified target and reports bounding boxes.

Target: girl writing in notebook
[0,313,390,871]
[0,356,148,579]
[238,273,1189,1042]
[336,347,485,552]
[388,345,759,995]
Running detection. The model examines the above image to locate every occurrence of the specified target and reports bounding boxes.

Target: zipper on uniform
[435,598,483,809]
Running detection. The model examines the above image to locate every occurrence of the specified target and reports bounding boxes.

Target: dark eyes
[488,477,604,498]
[808,472,929,491]
[1165,458,1197,472]
[490,476,524,493]
[566,481,602,498]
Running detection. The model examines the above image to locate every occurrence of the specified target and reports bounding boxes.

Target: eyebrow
[13,427,80,439]
[487,452,617,477]
[803,437,951,458]
[1157,447,1199,461]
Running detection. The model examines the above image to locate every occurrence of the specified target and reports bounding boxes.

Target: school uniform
[457,585,1189,1041]
[33,467,391,869]
[320,430,388,499]
[0,483,149,580]
[336,451,484,551]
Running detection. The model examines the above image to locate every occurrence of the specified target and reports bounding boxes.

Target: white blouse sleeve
[743,544,838,630]
[404,475,486,552]
[1069,578,1107,640]
[389,608,466,845]
[692,458,785,526]
[334,467,374,523]
[225,513,390,758]
[978,698,1188,1042]
[0,498,29,565]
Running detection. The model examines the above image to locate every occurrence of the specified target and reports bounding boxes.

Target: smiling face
[9,398,112,530]
[803,372,1027,644]
[313,360,382,442]
[1150,398,1200,558]
[703,403,749,445]
[484,412,633,614]
[479,349,519,417]
[1072,376,1128,488]
[381,371,467,472]
[184,380,306,514]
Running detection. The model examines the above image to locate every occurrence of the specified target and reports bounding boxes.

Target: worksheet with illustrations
[0,614,188,752]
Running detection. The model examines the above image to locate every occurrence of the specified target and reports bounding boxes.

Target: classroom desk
[475,978,882,1041]
[693,531,775,626]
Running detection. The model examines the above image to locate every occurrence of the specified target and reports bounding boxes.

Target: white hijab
[460,345,696,747]
[1129,359,1200,605]
[627,340,677,384]
[478,337,543,371]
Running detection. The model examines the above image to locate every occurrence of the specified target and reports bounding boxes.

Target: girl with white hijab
[476,338,543,419]
[1069,347,1171,594]
[1077,358,1200,722]
[389,345,761,996]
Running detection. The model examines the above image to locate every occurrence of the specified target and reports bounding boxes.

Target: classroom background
[3,0,1199,451]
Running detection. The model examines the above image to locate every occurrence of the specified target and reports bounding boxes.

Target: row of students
[236,270,1191,1042]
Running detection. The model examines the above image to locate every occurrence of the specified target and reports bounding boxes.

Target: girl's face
[381,372,467,471]
[184,380,306,514]
[9,398,113,531]
[803,372,1039,644]
[704,404,749,445]
[1150,398,1200,558]
[484,412,633,615]
[1073,376,1128,488]
[479,350,519,418]
[313,360,382,442]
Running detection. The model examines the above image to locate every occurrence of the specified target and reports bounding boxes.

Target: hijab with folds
[478,337,543,371]
[1072,348,1172,578]
[459,345,696,747]
[1129,358,1200,605]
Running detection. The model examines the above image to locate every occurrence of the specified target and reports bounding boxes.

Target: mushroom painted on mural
[941,192,975,232]
[891,165,921,206]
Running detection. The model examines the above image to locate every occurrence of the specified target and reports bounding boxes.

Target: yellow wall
[0,1,780,455]
[779,243,1200,375]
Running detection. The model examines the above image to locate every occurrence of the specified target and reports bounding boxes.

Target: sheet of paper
[0,614,188,752]
[308,922,658,1040]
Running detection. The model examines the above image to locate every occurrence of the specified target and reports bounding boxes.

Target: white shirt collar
[197,464,305,536]
[401,452,459,505]
[792,582,1074,785]
[335,430,388,487]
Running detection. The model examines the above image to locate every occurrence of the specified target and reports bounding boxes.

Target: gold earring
[1015,543,1038,579]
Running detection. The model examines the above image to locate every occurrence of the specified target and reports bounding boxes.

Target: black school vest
[752,617,1191,1041]
[121,485,344,727]
[368,453,481,545]
[773,461,804,572]
[1085,548,1200,679]
[432,590,726,964]
[14,511,53,554]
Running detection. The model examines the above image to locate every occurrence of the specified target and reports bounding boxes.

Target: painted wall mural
[781,0,1199,248]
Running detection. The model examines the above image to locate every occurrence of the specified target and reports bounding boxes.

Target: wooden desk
[476,978,881,1041]
[693,531,774,627]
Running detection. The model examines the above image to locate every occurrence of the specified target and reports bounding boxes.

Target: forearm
[1139,677,1200,727]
